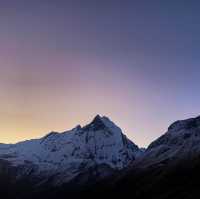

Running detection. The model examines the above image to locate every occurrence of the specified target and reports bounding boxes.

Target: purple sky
[1,1,200,146]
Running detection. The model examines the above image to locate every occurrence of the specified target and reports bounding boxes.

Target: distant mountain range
[1,115,200,199]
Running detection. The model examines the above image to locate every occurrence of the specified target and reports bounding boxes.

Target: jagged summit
[91,114,112,125]
[83,114,108,131]
[83,114,116,132]
[92,114,103,123]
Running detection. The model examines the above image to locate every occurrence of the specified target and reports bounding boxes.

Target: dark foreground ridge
[1,115,200,199]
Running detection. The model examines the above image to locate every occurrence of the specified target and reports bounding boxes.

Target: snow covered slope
[0,115,141,185]
[135,116,200,168]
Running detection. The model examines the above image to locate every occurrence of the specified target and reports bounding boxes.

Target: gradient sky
[1,0,200,147]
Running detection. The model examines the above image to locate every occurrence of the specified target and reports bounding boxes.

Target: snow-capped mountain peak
[0,115,142,185]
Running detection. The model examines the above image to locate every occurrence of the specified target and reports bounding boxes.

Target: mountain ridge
[0,115,141,187]
[1,115,200,199]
